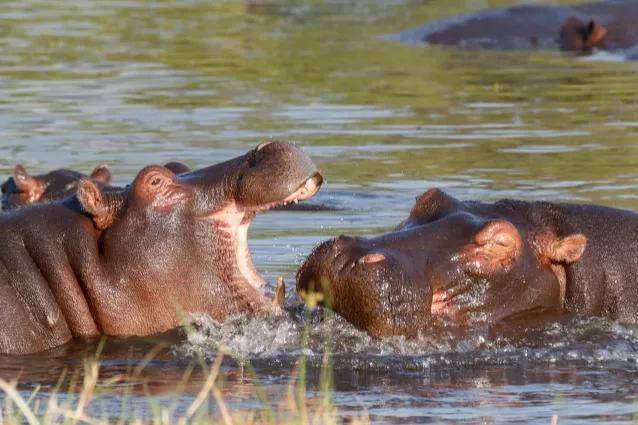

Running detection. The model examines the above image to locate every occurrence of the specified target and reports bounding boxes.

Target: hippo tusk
[274,276,286,308]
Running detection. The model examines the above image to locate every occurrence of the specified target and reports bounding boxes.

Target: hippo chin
[296,188,638,337]
[0,141,322,355]
[397,0,638,55]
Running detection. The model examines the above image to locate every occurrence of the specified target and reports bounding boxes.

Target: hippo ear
[396,188,460,230]
[584,20,608,48]
[163,161,190,174]
[90,164,112,184]
[13,164,45,202]
[460,220,522,275]
[77,179,114,230]
[540,234,587,264]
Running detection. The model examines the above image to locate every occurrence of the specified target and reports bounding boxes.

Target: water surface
[2,0,638,423]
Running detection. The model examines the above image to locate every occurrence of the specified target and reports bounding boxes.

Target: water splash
[180,312,638,371]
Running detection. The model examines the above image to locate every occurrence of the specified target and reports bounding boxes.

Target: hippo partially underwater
[1,164,112,210]
[1,162,192,211]
[397,0,638,57]
[0,141,322,355]
[7,146,638,353]
[297,188,638,337]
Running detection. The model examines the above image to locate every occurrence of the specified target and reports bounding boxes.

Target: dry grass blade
[179,347,227,425]
[72,359,99,425]
[211,382,233,425]
[0,379,39,425]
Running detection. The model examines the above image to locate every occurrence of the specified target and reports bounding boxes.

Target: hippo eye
[150,176,162,187]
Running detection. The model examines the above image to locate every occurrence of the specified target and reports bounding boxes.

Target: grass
[0,350,370,425]
[0,292,368,424]
[0,323,369,425]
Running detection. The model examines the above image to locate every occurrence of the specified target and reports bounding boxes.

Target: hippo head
[1,164,111,210]
[75,141,322,323]
[559,17,608,51]
[297,189,586,337]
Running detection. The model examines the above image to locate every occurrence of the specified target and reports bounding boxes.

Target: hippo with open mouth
[297,188,638,337]
[0,141,322,355]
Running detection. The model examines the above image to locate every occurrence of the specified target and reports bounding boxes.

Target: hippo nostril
[358,252,386,264]
[308,172,323,189]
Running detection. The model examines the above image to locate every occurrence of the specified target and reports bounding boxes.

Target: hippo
[0,141,322,355]
[1,164,112,210]
[296,188,638,337]
[2,160,338,213]
[1,162,194,211]
[396,0,638,55]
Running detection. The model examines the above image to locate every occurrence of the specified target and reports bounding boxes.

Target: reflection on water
[2,0,638,422]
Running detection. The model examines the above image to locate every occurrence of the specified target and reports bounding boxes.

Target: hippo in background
[0,161,194,211]
[1,164,112,210]
[396,0,638,56]
[0,141,322,355]
[297,188,638,337]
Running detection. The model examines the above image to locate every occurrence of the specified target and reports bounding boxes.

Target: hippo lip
[243,172,323,218]
[203,172,323,290]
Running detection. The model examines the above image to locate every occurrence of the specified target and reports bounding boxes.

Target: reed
[0,348,369,425]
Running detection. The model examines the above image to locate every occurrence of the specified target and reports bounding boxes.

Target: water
[1,0,638,422]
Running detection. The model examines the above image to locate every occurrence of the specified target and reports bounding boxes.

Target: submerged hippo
[397,0,638,55]
[296,188,638,337]
[0,141,322,355]
[1,164,112,210]
[0,162,193,211]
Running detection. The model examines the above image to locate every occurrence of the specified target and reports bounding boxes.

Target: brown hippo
[0,141,322,355]
[1,164,112,210]
[1,162,193,211]
[397,0,638,55]
[296,188,638,337]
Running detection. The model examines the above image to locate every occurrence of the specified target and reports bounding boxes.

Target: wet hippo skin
[397,0,638,54]
[297,188,638,337]
[0,141,322,355]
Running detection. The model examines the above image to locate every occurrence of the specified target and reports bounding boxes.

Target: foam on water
[180,311,638,371]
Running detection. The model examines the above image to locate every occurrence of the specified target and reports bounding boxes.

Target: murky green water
[2,0,638,423]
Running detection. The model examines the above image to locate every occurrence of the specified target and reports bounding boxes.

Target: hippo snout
[296,236,432,337]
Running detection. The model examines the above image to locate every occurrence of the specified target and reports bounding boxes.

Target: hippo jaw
[206,172,323,289]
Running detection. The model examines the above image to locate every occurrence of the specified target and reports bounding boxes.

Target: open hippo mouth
[206,171,323,290]
[237,172,323,289]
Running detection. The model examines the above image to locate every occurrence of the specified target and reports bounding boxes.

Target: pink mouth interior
[206,175,322,290]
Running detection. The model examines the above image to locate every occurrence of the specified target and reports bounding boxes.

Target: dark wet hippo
[0,141,322,355]
[397,0,638,54]
[1,162,192,211]
[296,188,638,337]
[1,164,112,210]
